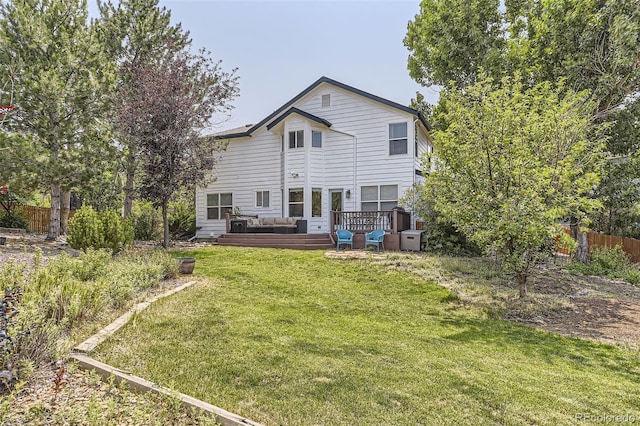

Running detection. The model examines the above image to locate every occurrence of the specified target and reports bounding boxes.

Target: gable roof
[266,107,332,131]
[214,76,430,139]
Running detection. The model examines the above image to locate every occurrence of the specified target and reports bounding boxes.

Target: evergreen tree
[0,0,115,240]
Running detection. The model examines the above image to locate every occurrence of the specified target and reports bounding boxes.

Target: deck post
[225,211,231,234]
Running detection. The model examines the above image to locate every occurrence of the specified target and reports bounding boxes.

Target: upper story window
[322,94,331,107]
[312,130,322,148]
[207,193,232,220]
[289,130,304,149]
[389,122,408,155]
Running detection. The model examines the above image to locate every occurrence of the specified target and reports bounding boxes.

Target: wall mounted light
[345,189,351,199]
[289,171,299,178]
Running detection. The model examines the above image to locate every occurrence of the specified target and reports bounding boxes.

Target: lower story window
[312,188,322,217]
[256,190,270,208]
[361,185,398,211]
[207,193,233,219]
[289,188,303,217]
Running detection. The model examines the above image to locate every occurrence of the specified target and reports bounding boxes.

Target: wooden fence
[558,229,640,263]
[14,205,75,234]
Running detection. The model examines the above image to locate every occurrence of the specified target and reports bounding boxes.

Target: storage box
[401,230,424,251]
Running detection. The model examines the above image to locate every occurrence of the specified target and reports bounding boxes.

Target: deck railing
[330,210,411,234]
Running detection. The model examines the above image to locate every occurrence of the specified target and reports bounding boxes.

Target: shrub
[566,245,640,285]
[0,246,178,393]
[100,210,134,254]
[0,212,28,230]
[68,206,104,251]
[130,201,161,241]
[168,199,196,239]
[68,207,133,254]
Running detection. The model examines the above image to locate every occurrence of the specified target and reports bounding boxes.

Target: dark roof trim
[266,107,332,131]
[212,131,252,140]
[214,76,431,139]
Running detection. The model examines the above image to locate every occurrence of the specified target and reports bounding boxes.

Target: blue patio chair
[365,229,385,252]
[336,229,354,251]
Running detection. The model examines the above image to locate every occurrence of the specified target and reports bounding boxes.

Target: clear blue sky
[94,0,441,131]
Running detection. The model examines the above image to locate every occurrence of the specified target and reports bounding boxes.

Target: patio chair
[365,229,385,252]
[336,229,354,251]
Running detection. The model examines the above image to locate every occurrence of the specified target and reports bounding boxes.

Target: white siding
[197,81,432,236]
[196,130,282,237]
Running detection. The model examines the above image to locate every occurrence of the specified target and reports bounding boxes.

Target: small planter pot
[0,237,6,246]
[176,257,196,275]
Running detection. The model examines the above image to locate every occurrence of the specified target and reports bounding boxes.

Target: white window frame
[312,188,322,217]
[288,188,304,217]
[312,130,322,148]
[206,193,233,220]
[360,185,398,211]
[256,190,270,208]
[389,122,408,155]
[321,94,331,107]
[289,130,304,149]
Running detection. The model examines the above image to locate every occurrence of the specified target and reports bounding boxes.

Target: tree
[405,0,505,89]
[98,0,190,218]
[423,76,605,297]
[0,0,115,240]
[116,44,238,247]
[406,0,640,248]
[405,0,640,111]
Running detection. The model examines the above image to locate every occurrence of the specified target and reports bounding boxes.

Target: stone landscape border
[71,279,262,426]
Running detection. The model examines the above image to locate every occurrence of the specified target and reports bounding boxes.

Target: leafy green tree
[97,0,190,218]
[116,43,238,247]
[423,76,605,297]
[406,0,640,241]
[405,0,505,89]
[0,0,116,240]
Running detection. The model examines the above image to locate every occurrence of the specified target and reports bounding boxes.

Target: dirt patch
[506,269,640,347]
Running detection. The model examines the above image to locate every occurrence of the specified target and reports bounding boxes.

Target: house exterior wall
[196,81,430,237]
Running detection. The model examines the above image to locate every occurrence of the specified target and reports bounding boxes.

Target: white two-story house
[195,76,432,239]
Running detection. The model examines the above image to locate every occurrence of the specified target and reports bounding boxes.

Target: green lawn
[93,247,640,425]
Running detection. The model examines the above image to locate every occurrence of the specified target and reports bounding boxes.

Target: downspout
[329,127,358,211]
[412,118,419,228]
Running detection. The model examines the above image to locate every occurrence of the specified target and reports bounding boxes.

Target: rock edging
[72,279,263,426]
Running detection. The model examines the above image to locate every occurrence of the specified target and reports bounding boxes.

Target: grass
[93,247,640,425]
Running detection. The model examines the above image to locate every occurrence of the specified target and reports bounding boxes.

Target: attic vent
[321,94,330,108]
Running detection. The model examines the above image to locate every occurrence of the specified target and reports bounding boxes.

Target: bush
[100,210,134,254]
[568,245,630,277]
[168,200,196,239]
[0,247,178,393]
[68,206,104,251]
[0,212,28,230]
[566,244,640,286]
[68,207,133,254]
[130,202,161,241]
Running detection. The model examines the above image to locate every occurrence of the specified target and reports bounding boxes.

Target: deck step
[216,233,334,250]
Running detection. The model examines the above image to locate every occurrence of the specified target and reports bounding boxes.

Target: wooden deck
[216,233,335,250]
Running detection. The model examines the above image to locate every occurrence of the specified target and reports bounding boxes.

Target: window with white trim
[256,191,270,208]
[312,130,322,148]
[322,94,331,107]
[206,193,232,220]
[289,188,304,217]
[289,130,304,149]
[361,185,398,211]
[312,188,322,217]
[389,122,408,155]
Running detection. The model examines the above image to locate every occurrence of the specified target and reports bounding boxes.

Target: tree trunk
[47,182,61,241]
[60,190,71,235]
[516,273,527,298]
[123,152,136,218]
[575,231,589,263]
[162,200,169,248]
